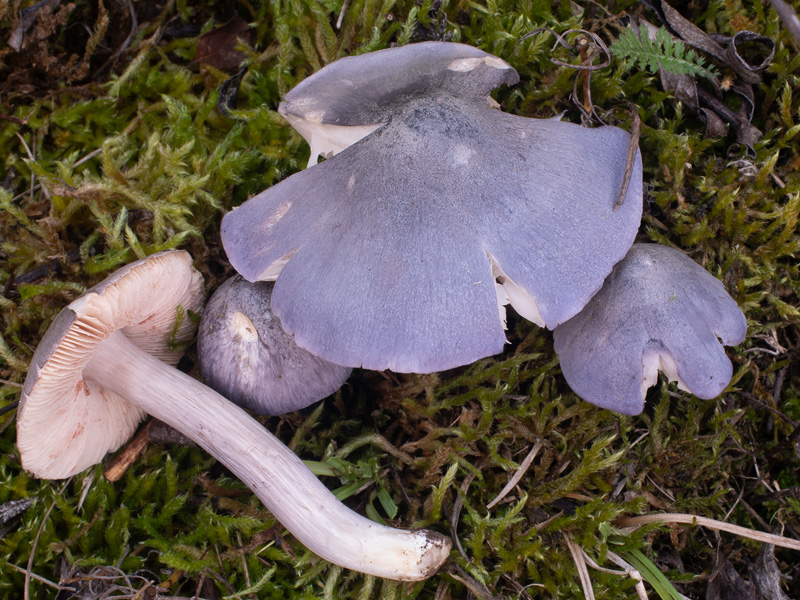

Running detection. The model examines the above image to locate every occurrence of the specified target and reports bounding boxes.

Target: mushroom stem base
[84,331,451,581]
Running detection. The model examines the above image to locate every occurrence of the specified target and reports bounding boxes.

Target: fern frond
[611,24,717,80]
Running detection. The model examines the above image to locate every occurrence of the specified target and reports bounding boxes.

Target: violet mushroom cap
[16,251,451,581]
[278,42,519,165]
[552,243,748,415]
[222,41,644,373]
[198,275,352,415]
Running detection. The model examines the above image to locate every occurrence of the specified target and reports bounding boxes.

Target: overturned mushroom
[222,41,643,373]
[16,251,451,581]
[198,275,351,415]
[552,244,747,415]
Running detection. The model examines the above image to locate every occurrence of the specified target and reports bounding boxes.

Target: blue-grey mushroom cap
[222,44,643,373]
[198,276,352,415]
[553,244,748,415]
[278,42,520,165]
[279,41,519,126]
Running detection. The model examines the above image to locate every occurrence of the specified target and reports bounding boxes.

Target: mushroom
[552,243,748,415]
[197,275,351,415]
[16,251,451,581]
[221,41,643,373]
[277,42,518,166]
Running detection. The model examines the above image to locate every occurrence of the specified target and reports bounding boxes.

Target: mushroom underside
[223,94,642,372]
[17,251,452,581]
[17,251,201,477]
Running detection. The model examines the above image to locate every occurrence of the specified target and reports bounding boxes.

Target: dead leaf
[750,544,791,600]
[193,17,252,71]
[707,551,756,600]
[632,3,777,150]
[723,31,775,84]
[217,67,247,119]
[7,0,60,51]
[0,498,35,537]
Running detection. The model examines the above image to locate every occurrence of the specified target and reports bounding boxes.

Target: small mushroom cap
[280,42,519,124]
[223,85,643,373]
[197,276,352,415]
[17,251,204,478]
[553,244,748,415]
[278,42,519,164]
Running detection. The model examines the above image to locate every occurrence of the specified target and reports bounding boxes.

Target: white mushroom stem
[83,330,451,581]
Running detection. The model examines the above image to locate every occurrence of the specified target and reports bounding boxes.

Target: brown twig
[0,114,28,125]
[616,513,800,550]
[0,401,20,417]
[449,472,476,560]
[446,563,499,600]
[616,104,641,210]
[25,485,66,600]
[104,421,153,482]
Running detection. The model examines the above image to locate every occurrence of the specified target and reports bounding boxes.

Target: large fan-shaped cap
[17,251,203,478]
[223,70,643,372]
[279,41,519,164]
[197,276,352,415]
[553,244,748,415]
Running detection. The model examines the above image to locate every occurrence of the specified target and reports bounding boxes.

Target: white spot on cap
[453,144,473,165]
[483,56,512,69]
[304,111,325,123]
[447,56,512,72]
[448,57,483,72]
[231,312,260,343]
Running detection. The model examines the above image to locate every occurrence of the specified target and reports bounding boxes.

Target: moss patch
[2,0,800,597]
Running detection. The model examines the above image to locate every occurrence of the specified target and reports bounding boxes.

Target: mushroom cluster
[222,41,644,373]
[17,40,748,586]
[221,41,745,412]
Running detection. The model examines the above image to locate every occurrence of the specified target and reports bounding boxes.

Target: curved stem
[84,331,451,581]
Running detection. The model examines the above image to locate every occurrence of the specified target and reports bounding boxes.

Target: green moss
[2,0,800,597]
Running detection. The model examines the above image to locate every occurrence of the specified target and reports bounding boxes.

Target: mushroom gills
[282,112,383,167]
[487,251,545,328]
[18,252,450,580]
[641,348,690,399]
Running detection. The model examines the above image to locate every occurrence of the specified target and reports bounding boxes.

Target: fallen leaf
[193,17,252,71]
[706,551,756,600]
[7,0,60,51]
[750,544,791,600]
